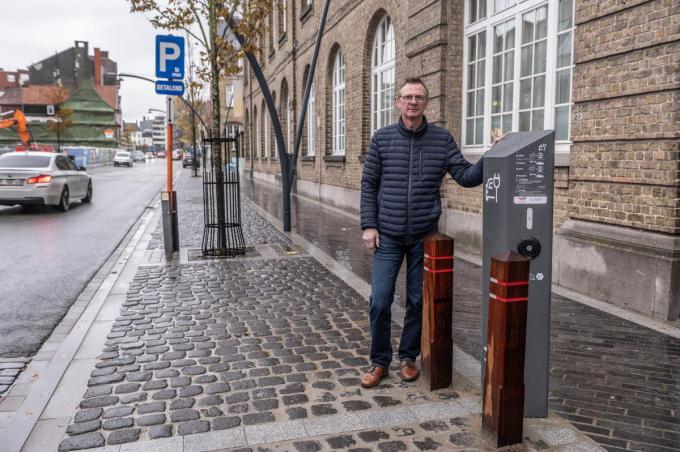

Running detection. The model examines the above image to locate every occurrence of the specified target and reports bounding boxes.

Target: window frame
[307,81,316,156]
[462,0,575,162]
[370,15,396,134]
[331,51,346,156]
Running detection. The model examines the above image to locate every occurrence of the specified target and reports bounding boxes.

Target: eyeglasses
[399,95,427,103]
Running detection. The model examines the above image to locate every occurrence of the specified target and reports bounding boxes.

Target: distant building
[0,69,29,90]
[0,41,120,147]
[152,116,166,151]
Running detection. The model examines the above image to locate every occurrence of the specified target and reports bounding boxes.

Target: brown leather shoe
[399,359,420,382]
[360,366,389,388]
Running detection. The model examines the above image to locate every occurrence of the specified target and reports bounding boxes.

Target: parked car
[156,151,166,159]
[133,151,146,162]
[0,151,92,211]
[113,151,133,167]
[182,154,200,168]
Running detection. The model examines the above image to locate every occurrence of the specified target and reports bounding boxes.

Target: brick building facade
[243,0,680,320]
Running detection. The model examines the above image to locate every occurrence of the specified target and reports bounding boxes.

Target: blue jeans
[369,234,424,368]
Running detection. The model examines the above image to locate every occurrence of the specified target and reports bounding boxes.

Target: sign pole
[167,95,173,206]
[155,34,185,255]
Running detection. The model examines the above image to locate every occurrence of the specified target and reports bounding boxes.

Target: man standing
[359,77,484,388]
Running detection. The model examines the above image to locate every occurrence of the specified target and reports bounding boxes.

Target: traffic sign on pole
[155,35,185,80]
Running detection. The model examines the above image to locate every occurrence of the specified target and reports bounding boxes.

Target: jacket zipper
[406,133,413,236]
[419,146,423,178]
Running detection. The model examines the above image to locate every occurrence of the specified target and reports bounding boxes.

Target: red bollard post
[482,250,530,447]
[421,233,454,391]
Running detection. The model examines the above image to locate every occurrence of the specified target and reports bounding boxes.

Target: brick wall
[570,0,680,234]
[244,0,680,235]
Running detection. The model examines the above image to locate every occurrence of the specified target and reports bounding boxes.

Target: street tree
[128,0,271,251]
[174,80,209,148]
[47,84,74,152]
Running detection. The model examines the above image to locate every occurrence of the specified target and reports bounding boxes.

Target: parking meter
[482,130,555,417]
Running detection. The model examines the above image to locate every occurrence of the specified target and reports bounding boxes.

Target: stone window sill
[323,154,345,167]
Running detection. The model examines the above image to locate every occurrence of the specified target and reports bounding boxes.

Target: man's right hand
[362,228,380,250]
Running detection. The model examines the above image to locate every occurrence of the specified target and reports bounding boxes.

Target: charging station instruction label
[514,142,547,204]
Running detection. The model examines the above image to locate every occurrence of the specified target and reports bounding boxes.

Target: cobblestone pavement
[147,170,290,251]
[244,179,680,452]
[58,256,484,451]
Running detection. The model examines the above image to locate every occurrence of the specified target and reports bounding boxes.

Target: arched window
[371,15,395,133]
[307,81,316,156]
[261,101,267,158]
[271,92,277,159]
[332,51,346,155]
[254,107,260,159]
[281,81,291,158]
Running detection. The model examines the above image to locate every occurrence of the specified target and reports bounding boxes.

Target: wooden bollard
[421,233,454,390]
[482,250,530,447]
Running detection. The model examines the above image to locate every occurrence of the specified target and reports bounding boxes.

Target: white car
[114,151,133,167]
[0,152,92,211]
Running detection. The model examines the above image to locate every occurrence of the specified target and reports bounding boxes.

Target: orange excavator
[0,110,33,147]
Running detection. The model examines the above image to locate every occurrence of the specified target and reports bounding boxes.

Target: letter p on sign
[155,35,185,80]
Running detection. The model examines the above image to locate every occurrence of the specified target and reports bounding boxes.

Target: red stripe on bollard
[489,293,529,302]
[424,267,454,274]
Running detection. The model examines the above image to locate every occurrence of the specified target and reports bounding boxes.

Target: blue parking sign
[155,35,185,80]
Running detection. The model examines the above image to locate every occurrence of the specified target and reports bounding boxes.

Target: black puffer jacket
[360,117,483,238]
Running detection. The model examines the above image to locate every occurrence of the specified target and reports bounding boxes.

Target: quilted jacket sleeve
[446,134,484,188]
[360,134,381,230]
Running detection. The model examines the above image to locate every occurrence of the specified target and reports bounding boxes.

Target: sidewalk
[244,178,680,452]
[0,170,662,450]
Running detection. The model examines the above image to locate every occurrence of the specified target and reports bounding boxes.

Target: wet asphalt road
[0,158,176,357]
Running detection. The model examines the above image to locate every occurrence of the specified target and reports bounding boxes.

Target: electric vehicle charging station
[481,130,555,417]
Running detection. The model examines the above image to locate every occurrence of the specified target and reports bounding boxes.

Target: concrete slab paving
[303,413,365,437]
[0,397,24,412]
[42,358,96,420]
[74,322,115,360]
[182,428,245,451]
[21,418,70,452]
[244,419,307,444]
[97,296,127,323]
[120,436,182,452]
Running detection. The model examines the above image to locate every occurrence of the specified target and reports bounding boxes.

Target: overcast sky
[1,0,174,123]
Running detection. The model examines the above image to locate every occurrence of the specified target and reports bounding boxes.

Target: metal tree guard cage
[201,134,246,257]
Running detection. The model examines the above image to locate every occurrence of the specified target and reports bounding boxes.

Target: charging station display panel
[482,130,555,417]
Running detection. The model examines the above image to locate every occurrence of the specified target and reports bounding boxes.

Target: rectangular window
[282,0,288,34]
[307,84,316,156]
[518,5,547,132]
[491,19,515,137]
[554,0,573,141]
[463,0,575,150]
[264,113,269,158]
[226,85,234,108]
[469,0,487,24]
[465,31,486,145]
[494,0,516,13]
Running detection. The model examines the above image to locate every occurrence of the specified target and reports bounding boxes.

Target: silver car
[0,152,92,211]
